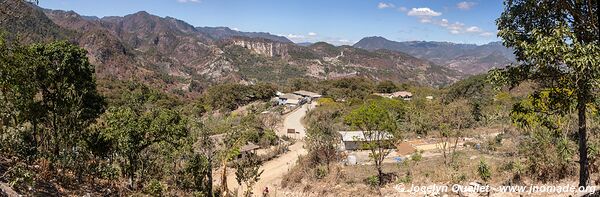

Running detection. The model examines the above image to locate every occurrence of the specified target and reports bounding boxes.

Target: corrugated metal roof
[338,131,393,142]
[293,90,322,98]
[279,93,303,100]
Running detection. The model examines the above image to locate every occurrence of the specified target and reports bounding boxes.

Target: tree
[491,0,599,187]
[183,120,216,196]
[233,153,263,197]
[344,99,403,186]
[0,38,105,173]
[375,80,399,93]
[28,41,105,165]
[305,103,342,169]
[102,106,187,189]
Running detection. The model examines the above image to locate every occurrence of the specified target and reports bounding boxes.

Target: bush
[144,179,167,196]
[5,162,35,192]
[365,175,380,187]
[314,165,328,179]
[398,172,412,183]
[477,159,492,182]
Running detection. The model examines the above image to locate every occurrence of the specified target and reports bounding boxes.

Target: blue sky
[39,0,505,45]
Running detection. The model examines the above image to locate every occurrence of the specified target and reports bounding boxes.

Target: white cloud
[480,32,495,37]
[407,7,442,17]
[466,26,482,33]
[439,19,449,27]
[285,34,305,39]
[377,2,395,9]
[457,1,476,10]
[308,32,317,36]
[450,30,461,34]
[398,7,408,12]
[177,0,200,3]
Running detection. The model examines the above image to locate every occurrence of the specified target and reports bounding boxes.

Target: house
[277,93,304,106]
[338,131,394,151]
[373,93,393,98]
[391,91,413,100]
[293,90,322,101]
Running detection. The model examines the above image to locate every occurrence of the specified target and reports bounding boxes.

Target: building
[391,91,413,100]
[293,90,322,101]
[277,93,304,106]
[338,131,394,150]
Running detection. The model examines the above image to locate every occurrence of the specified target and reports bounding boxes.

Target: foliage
[101,105,187,188]
[233,153,263,197]
[344,98,404,186]
[477,159,492,183]
[202,83,275,111]
[493,0,599,187]
[375,80,399,93]
[0,37,105,179]
[305,103,343,169]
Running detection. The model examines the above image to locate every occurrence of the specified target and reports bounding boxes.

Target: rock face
[354,36,515,74]
[1,0,465,97]
[232,38,289,57]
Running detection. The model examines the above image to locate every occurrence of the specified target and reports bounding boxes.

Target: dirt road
[217,102,312,196]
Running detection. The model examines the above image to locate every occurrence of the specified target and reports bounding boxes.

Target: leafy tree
[375,80,399,93]
[0,38,105,174]
[491,0,599,187]
[233,154,263,197]
[305,103,342,169]
[28,41,105,163]
[102,106,187,189]
[344,98,403,186]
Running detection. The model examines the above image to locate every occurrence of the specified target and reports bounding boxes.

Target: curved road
[218,103,313,196]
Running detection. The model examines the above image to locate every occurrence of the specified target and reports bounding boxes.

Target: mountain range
[354,36,515,74]
[0,0,514,97]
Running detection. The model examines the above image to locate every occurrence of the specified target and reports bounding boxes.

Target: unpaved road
[278,103,314,139]
[217,103,312,196]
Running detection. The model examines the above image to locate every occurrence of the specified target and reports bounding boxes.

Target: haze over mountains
[354,36,515,74]
[0,0,514,96]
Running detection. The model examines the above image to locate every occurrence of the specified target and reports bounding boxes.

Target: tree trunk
[377,163,383,186]
[207,160,213,197]
[577,98,589,187]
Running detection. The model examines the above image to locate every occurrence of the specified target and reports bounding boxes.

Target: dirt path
[217,102,313,196]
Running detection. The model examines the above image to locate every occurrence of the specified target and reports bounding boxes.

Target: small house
[293,90,322,101]
[391,91,413,100]
[338,131,394,151]
[278,93,304,106]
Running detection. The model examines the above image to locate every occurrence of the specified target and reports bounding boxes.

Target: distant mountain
[196,26,292,43]
[353,36,515,74]
[296,42,313,47]
[1,0,464,98]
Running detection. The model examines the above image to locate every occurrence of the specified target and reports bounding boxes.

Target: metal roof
[278,93,303,100]
[338,131,393,142]
[293,90,322,98]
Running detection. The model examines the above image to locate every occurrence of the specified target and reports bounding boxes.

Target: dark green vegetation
[0,37,282,196]
[491,0,599,187]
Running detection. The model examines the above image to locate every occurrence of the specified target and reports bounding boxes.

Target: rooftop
[279,93,303,100]
[293,90,322,98]
[339,131,393,142]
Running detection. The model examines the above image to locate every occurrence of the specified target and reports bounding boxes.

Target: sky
[39,0,505,45]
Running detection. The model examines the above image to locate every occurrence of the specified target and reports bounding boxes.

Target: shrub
[477,159,492,182]
[365,175,380,188]
[144,179,166,196]
[314,165,328,179]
